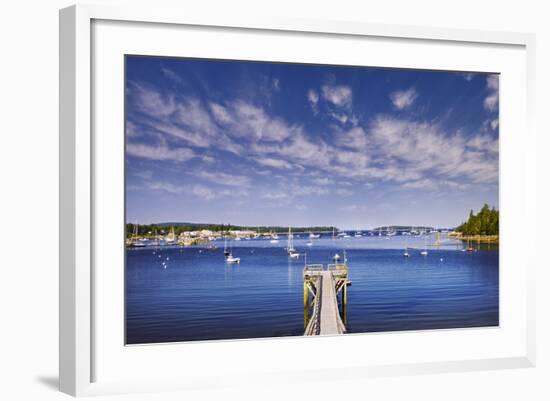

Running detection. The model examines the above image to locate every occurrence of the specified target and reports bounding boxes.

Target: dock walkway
[303,259,349,336]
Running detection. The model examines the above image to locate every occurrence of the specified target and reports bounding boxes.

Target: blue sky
[125,56,499,229]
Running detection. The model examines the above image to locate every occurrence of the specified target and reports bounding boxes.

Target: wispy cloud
[253,157,293,170]
[390,88,418,110]
[335,127,368,149]
[161,67,183,84]
[307,89,319,114]
[484,75,499,112]
[335,188,354,196]
[197,171,251,187]
[126,142,194,162]
[321,84,352,108]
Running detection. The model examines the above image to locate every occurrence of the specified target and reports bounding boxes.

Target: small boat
[403,251,410,257]
[270,239,280,244]
[306,241,313,247]
[129,223,147,247]
[287,227,300,258]
[309,232,320,239]
[225,254,241,263]
[164,226,177,245]
[223,238,230,257]
[354,232,362,237]
[421,235,428,255]
[224,239,240,263]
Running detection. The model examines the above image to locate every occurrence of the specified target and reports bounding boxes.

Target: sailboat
[420,234,428,256]
[270,231,280,244]
[130,223,146,247]
[309,232,320,239]
[150,227,160,247]
[223,237,230,257]
[224,238,240,263]
[287,227,299,258]
[165,226,177,245]
[403,236,410,257]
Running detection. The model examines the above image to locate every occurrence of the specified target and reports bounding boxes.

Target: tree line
[126,223,336,238]
[456,204,499,236]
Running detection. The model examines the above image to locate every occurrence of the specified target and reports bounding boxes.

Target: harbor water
[126,234,499,344]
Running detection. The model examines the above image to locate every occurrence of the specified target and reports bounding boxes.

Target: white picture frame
[59,4,536,397]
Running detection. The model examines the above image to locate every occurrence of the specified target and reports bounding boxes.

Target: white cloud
[126,142,194,162]
[329,112,349,124]
[312,177,333,186]
[190,184,217,200]
[307,89,319,114]
[335,188,353,196]
[390,88,418,110]
[335,127,368,149]
[130,84,243,154]
[132,82,177,118]
[133,170,153,180]
[212,100,293,142]
[262,191,290,201]
[161,67,183,84]
[366,115,498,184]
[340,204,360,212]
[197,171,251,187]
[147,181,185,194]
[402,179,437,190]
[484,75,499,112]
[253,157,293,170]
[321,84,352,108]
[126,121,140,137]
[467,133,499,154]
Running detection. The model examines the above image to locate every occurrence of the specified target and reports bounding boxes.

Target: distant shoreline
[449,232,499,244]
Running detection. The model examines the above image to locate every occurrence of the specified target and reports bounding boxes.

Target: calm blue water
[126,235,499,344]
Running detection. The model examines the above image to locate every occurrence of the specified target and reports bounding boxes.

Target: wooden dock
[303,257,349,336]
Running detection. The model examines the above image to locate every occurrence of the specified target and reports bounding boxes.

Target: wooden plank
[318,271,345,335]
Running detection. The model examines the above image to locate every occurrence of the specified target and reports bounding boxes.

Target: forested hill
[456,204,499,235]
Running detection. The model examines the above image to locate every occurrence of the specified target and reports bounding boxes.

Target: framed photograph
[60,4,536,396]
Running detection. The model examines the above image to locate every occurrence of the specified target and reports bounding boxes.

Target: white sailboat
[130,223,146,247]
[270,231,280,244]
[309,232,320,239]
[165,226,177,245]
[420,234,428,256]
[224,239,240,263]
[287,227,299,258]
[403,236,410,257]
